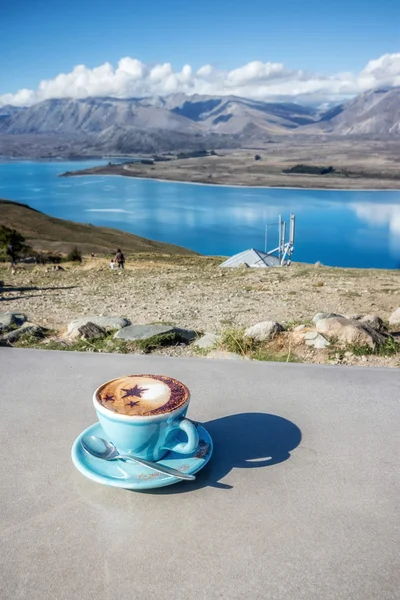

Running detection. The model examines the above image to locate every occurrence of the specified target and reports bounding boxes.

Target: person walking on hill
[114,248,125,269]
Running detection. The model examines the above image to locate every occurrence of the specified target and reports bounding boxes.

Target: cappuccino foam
[96,374,190,417]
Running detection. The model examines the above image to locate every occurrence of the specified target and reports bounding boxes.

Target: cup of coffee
[93,374,199,461]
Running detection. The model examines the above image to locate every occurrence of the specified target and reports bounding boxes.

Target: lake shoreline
[61,169,400,193]
[60,161,400,191]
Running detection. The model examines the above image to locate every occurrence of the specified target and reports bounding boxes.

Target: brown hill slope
[0,199,196,255]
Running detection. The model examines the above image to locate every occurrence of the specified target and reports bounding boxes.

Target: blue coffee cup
[93,375,199,462]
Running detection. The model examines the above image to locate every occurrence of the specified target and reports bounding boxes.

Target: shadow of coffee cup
[144,412,302,495]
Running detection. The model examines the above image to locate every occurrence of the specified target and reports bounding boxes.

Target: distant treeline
[176,150,217,159]
[139,149,218,165]
[283,164,335,175]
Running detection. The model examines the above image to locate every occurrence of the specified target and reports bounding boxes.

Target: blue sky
[1,0,400,104]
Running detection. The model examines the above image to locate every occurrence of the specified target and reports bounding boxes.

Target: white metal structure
[220,248,281,268]
[264,213,295,265]
[221,213,296,269]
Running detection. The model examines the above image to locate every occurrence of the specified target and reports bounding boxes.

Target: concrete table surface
[0,348,399,600]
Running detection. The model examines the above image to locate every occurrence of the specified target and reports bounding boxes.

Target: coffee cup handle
[163,418,199,455]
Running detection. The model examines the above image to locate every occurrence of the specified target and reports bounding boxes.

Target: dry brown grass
[0,199,197,256]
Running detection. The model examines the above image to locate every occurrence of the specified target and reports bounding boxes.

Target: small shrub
[0,225,30,258]
[66,247,82,263]
[347,343,373,357]
[283,164,335,175]
[217,328,296,362]
[376,336,400,356]
[0,225,27,253]
[345,336,400,358]
[219,328,257,356]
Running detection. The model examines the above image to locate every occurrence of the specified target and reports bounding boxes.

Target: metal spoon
[81,435,195,481]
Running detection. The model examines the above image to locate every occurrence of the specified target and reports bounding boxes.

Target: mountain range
[1,88,399,156]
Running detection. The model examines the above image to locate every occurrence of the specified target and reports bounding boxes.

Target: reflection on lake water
[1,160,400,268]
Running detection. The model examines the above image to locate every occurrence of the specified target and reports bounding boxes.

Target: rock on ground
[312,312,342,325]
[2,322,46,343]
[244,320,283,342]
[193,332,220,349]
[316,317,386,349]
[67,316,131,338]
[314,337,331,350]
[360,314,385,332]
[169,327,197,343]
[0,312,27,329]
[388,308,400,325]
[78,322,107,340]
[304,331,330,349]
[114,324,197,342]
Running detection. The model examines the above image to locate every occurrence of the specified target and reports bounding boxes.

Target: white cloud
[351,202,400,235]
[1,53,400,107]
[351,201,400,254]
[358,53,400,90]
[225,61,289,86]
[196,64,213,78]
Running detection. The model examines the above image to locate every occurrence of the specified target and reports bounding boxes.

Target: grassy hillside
[0,199,196,255]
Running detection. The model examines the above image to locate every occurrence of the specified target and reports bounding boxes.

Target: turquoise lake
[1,160,400,268]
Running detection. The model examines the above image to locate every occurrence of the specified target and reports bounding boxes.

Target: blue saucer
[71,421,213,490]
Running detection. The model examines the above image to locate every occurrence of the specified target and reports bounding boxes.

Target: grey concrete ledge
[0,348,399,600]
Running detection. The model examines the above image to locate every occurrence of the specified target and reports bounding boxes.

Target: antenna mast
[264,213,296,266]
